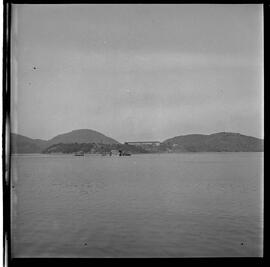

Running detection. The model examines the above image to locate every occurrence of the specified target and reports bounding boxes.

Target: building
[124,141,161,146]
[111,150,119,155]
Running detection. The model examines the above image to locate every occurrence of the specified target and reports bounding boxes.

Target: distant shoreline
[10,130,264,154]
[11,151,264,156]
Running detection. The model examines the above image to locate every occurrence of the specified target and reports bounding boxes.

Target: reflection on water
[11,153,263,257]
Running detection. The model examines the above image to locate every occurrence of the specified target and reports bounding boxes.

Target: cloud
[11,4,263,141]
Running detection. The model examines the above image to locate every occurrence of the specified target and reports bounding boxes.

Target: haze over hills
[10,129,264,154]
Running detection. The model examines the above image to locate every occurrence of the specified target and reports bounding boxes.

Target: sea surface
[11,153,263,257]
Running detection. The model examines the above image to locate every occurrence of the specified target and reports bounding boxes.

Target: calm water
[11,153,263,257]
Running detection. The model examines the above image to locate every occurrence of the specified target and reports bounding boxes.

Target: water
[11,153,263,257]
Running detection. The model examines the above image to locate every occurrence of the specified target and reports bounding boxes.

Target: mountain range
[10,129,263,154]
[11,129,119,154]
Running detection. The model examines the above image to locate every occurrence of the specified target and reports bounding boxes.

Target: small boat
[119,150,131,156]
[74,151,84,156]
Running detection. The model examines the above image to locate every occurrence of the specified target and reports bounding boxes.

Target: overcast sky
[11,4,263,142]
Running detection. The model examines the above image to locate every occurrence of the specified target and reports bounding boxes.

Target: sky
[11,4,263,142]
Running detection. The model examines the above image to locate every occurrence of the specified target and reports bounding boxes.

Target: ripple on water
[11,153,263,257]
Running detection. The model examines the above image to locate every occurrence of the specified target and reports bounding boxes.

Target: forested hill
[162,132,263,152]
[46,129,119,146]
[11,129,120,154]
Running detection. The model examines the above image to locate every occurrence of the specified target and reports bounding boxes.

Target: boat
[119,150,131,156]
[74,151,84,156]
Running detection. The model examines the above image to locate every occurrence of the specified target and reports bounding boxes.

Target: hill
[162,132,263,152]
[11,129,120,154]
[10,131,264,154]
[46,129,119,146]
[11,133,47,154]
